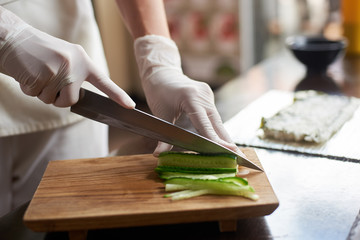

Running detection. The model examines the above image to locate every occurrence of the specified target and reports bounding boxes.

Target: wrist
[0,7,29,48]
[134,35,183,81]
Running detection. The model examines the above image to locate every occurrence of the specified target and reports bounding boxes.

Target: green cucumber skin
[158,151,237,169]
[155,166,237,174]
[158,151,237,159]
[220,177,249,186]
[158,172,236,180]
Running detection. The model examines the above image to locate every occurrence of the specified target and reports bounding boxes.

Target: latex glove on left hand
[134,35,239,157]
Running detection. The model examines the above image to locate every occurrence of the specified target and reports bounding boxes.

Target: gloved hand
[0,7,135,108]
[134,35,239,156]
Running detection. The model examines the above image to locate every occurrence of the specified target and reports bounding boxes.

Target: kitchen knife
[70,88,263,171]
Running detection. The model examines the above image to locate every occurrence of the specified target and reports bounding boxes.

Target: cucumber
[164,177,258,201]
[155,151,258,201]
[158,151,237,169]
[164,189,209,200]
[165,183,188,192]
[155,166,237,174]
[158,171,236,180]
[219,177,249,186]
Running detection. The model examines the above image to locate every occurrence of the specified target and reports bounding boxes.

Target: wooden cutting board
[24,148,278,238]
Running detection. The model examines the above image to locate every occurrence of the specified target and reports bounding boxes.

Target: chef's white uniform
[0,0,111,216]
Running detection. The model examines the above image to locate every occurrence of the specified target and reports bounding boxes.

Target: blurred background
[92,0,344,100]
[92,0,360,154]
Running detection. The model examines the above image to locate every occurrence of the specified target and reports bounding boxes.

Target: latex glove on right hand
[134,35,239,157]
[0,7,135,109]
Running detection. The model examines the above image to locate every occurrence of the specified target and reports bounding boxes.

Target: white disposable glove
[134,35,239,156]
[0,7,135,108]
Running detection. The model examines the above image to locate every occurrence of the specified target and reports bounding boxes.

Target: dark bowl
[286,36,347,71]
[286,36,347,94]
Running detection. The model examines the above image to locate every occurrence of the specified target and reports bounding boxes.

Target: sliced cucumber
[164,177,259,201]
[164,189,209,200]
[165,183,188,192]
[219,177,249,186]
[155,165,237,174]
[158,151,237,169]
[156,151,258,201]
[158,171,236,180]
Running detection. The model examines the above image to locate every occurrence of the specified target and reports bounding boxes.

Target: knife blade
[70,88,263,171]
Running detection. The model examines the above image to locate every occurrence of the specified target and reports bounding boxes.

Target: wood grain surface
[24,148,278,233]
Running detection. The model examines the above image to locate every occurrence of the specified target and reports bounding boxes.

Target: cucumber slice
[219,177,249,186]
[164,177,259,201]
[165,183,188,192]
[158,151,237,169]
[155,166,237,174]
[158,171,236,180]
[164,189,209,200]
